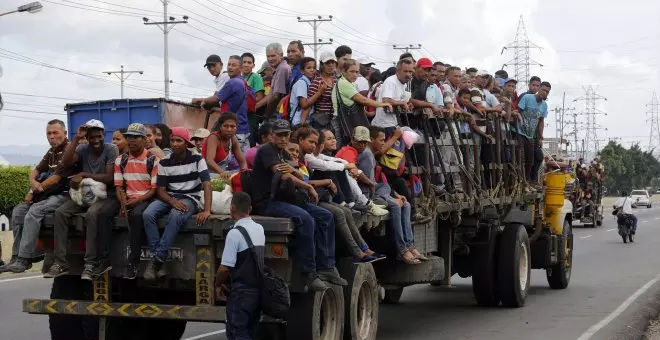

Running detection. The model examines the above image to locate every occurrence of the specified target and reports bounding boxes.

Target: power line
[1,108,66,116]
[573,86,608,160]
[393,44,422,54]
[501,15,543,92]
[102,65,144,99]
[647,91,660,153]
[2,92,92,101]
[3,101,64,109]
[41,0,142,17]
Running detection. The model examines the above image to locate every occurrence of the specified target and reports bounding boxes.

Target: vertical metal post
[93,272,110,340]
[163,0,169,99]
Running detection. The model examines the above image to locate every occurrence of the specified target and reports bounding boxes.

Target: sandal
[400,249,421,265]
[410,247,429,261]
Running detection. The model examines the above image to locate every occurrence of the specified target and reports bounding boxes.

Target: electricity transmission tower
[501,15,543,92]
[297,16,333,60]
[573,86,607,160]
[647,91,660,153]
[552,92,575,155]
[102,65,143,99]
[143,0,188,99]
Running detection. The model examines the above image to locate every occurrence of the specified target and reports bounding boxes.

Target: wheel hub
[357,282,374,340]
[519,241,529,289]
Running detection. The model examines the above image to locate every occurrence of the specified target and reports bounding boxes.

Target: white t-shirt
[372,75,408,128]
[220,217,265,267]
[214,73,230,92]
[354,75,370,93]
[614,197,633,215]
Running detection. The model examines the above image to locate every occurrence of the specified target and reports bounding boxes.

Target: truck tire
[382,287,403,304]
[337,260,379,340]
[49,275,98,340]
[286,285,344,340]
[497,224,531,308]
[546,220,573,289]
[471,232,500,307]
[255,323,286,340]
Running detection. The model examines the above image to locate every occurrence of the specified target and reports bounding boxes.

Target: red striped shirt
[114,149,159,199]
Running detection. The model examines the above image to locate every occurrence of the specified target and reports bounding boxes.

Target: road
[2,203,660,340]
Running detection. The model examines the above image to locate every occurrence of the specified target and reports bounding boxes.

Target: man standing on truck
[113,123,159,280]
[215,192,265,340]
[46,119,121,279]
[265,43,291,118]
[2,119,73,274]
[193,55,251,154]
[142,127,212,280]
[516,81,551,187]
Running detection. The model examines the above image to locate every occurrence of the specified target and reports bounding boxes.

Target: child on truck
[142,127,212,280]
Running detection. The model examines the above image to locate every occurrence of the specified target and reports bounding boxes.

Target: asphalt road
[3,203,660,340]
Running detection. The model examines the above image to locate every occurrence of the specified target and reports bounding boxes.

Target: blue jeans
[143,198,198,261]
[385,198,414,252]
[264,201,335,273]
[630,214,638,232]
[226,284,261,340]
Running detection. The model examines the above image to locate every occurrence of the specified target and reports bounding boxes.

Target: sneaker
[412,212,430,223]
[318,268,348,286]
[122,263,138,280]
[44,262,70,278]
[368,203,389,217]
[305,272,328,292]
[369,200,388,209]
[156,262,169,279]
[143,260,157,281]
[352,203,370,213]
[91,260,112,277]
[0,256,17,273]
[81,263,94,281]
[7,257,32,273]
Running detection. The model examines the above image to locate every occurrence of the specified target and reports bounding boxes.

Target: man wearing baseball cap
[142,126,212,280]
[47,119,121,280]
[113,123,160,279]
[408,57,443,115]
[252,119,346,291]
[191,128,211,153]
[355,57,375,95]
[203,54,230,92]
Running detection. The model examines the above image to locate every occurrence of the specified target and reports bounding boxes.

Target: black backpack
[234,225,290,319]
[119,152,156,176]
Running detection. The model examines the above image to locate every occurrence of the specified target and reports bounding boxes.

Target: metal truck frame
[21,100,574,340]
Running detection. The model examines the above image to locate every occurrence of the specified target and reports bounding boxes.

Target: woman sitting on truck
[202,112,248,178]
[112,128,128,155]
[145,125,166,159]
[293,126,385,263]
[154,123,172,157]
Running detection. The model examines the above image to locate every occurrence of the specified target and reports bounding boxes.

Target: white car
[631,190,652,208]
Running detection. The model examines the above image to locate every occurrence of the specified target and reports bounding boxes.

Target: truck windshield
[631,191,647,196]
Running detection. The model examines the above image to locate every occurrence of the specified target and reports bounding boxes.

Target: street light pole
[0,2,43,17]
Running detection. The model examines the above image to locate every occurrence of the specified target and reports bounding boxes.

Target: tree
[598,141,660,194]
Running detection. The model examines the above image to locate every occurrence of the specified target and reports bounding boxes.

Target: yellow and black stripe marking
[23,299,226,322]
[196,246,215,306]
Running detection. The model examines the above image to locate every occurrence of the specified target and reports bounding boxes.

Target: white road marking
[576,273,660,340]
[643,220,649,223]
[182,330,226,340]
[0,274,42,284]
[580,235,593,239]
[606,228,616,232]
[655,217,660,220]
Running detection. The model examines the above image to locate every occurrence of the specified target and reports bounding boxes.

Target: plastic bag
[203,185,232,215]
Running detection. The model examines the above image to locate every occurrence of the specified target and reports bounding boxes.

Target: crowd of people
[1,41,558,340]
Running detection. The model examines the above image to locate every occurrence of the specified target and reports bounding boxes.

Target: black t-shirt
[252,143,291,212]
[410,76,430,101]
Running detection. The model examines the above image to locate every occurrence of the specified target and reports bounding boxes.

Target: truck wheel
[546,220,572,289]
[255,323,286,340]
[337,260,379,340]
[472,232,500,307]
[497,224,531,308]
[49,275,98,340]
[286,285,344,340]
[382,287,403,304]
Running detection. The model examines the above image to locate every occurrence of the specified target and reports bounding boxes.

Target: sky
[0,0,659,157]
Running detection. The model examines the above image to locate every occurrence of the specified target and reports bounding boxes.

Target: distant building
[542,137,570,159]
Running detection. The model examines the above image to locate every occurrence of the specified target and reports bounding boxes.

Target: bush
[0,166,31,215]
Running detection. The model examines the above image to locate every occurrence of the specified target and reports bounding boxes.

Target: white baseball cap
[320,51,337,64]
[357,57,375,66]
[84,119,105,130]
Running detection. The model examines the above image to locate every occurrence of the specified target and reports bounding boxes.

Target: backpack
[229,169,253,196]
[234,225,290,319]
[221,79,256,114]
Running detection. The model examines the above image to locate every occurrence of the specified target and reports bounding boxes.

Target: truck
[568,166,604,227]
[20,98,574,340]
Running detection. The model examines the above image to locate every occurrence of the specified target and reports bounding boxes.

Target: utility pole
[143,1,188,99]
[297,15,333,60]
[646,90,660,153]
[573,86,607,161]
[102,65,144,99]
[552,92,576,155]
[393,44,422,54]
[501,15,543,92]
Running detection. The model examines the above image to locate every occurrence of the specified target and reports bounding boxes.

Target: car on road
[631,190,652,208]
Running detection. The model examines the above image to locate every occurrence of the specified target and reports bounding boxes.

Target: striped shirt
[157,150,211,207]
[114,149,159,200]
[308,75,335,114]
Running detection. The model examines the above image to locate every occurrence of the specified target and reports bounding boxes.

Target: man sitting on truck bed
[2,119,73,274]
[114,123,159,280]
[46,119,121,280]
[142,127,212,280]
[251,119,347,291]
[216,192,265,340]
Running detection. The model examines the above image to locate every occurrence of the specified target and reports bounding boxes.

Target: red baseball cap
[170,126,195,148]
[416,57,433,69]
